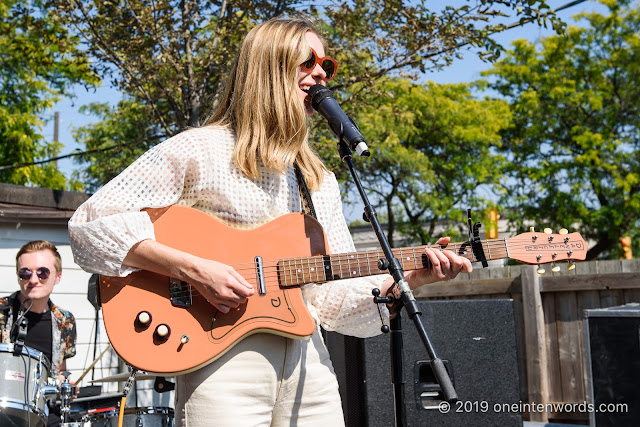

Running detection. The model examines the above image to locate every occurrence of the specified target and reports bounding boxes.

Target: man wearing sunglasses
[0,240,77,426]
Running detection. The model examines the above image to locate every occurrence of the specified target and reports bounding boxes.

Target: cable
[0,136,159,171]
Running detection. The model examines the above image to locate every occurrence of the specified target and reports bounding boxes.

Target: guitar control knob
[136,311,152,326]
[155,324,171,342]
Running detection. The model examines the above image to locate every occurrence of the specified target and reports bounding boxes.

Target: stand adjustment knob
[372,288,392,333]
[377,258,390,271]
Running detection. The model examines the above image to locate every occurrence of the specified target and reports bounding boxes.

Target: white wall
[0,222,174,410]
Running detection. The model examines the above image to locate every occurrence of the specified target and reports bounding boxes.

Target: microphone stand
[335,140,458,427]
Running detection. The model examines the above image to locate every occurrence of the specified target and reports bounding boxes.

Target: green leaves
[46,0,559,187]
[71,99,161,193]
[0,0,98,188]
[484,0,640,259]
[329,78,510,246]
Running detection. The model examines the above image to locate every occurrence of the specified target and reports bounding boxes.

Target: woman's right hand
[188,259,255,313]
[124,239,255,314]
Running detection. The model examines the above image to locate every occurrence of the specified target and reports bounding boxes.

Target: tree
[71,100,160,191]
[321,78,510,246]
[483,0,640,259]
[0,0,98,189]
[49,0,562,188]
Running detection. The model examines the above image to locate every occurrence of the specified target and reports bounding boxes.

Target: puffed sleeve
[68,132,197,276]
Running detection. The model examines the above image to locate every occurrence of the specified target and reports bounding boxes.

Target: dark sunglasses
[18,267,51,281]
[301,48,338,81]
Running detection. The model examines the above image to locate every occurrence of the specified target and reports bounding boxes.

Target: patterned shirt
[0,292,77,376]
[69,125,390,338]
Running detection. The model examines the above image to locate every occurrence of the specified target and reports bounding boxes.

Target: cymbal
[90,372,174,383]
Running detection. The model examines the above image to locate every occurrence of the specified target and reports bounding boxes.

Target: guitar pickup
[169,279,193,307]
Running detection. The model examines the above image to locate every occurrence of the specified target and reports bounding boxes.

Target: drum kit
[0,343,174,426]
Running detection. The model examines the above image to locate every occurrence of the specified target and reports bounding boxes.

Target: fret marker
[310,267,315,272]
[297,269,301,273]
[352,271,356,275]
[325,266,330,270]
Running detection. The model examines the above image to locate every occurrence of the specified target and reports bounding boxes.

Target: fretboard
[278,238,509,288]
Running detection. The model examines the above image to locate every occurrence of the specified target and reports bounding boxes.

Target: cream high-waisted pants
[175,326,345,427]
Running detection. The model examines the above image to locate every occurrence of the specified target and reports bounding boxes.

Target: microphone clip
[328,117,370,158]
[10,298,32,355]
[11,316,28,355]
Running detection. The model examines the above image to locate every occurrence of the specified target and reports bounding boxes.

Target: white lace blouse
[68,126,389,338]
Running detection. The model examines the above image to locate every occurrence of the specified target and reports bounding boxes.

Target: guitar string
[174,239,536,271]
[186,237,575,273]
[131,237,582,300]
[161,254,580,298]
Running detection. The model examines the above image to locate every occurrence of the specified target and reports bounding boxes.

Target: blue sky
[41,0,607,179]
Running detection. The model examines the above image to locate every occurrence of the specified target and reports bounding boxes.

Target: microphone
[308,84,370,157]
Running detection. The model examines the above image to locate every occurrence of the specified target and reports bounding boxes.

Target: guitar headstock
[506,229,587,267]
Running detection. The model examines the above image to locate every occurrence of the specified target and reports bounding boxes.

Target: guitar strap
[294,163,317,219]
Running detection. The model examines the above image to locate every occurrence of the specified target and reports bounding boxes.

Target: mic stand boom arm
[335,141,458,427]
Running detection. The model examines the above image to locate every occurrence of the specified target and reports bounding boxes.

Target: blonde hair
[16,240,62,273]
[206,18,327,191]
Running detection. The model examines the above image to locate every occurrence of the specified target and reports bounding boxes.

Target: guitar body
[98,206,327,374]
[97,205,588,375]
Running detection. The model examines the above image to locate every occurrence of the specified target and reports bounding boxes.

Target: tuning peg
[537,266,546,274]
[567,261,576,271]
[544,228,552,234]
[559,228,568,235]
[551,263,561,273]
[530,226,535,232]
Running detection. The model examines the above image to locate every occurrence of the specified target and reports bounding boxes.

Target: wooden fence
[411,258,640,424]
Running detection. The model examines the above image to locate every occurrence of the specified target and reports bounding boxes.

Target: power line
[0,137,155,171]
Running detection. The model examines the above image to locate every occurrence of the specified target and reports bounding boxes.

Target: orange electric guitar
[98,205,587,374]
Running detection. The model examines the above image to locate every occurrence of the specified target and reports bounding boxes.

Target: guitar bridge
[169,279,193,307]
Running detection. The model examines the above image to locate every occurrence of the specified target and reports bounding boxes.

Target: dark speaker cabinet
[584,303,640,427]
[326,298,523,427]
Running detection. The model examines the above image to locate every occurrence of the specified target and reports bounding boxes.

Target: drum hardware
[68,392,124,421]
[84,406,174,427]
[153,376,175,393]
[67,367,176,426]
[60,370,76,423]
[41,382,59,402]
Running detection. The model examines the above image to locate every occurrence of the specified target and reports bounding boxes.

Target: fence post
[521,264,549,422]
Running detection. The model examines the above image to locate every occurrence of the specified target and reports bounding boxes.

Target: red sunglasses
[18,267,51,281]
[301,48,339,81]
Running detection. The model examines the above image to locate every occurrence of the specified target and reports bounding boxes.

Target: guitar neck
[278,238,508,288]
